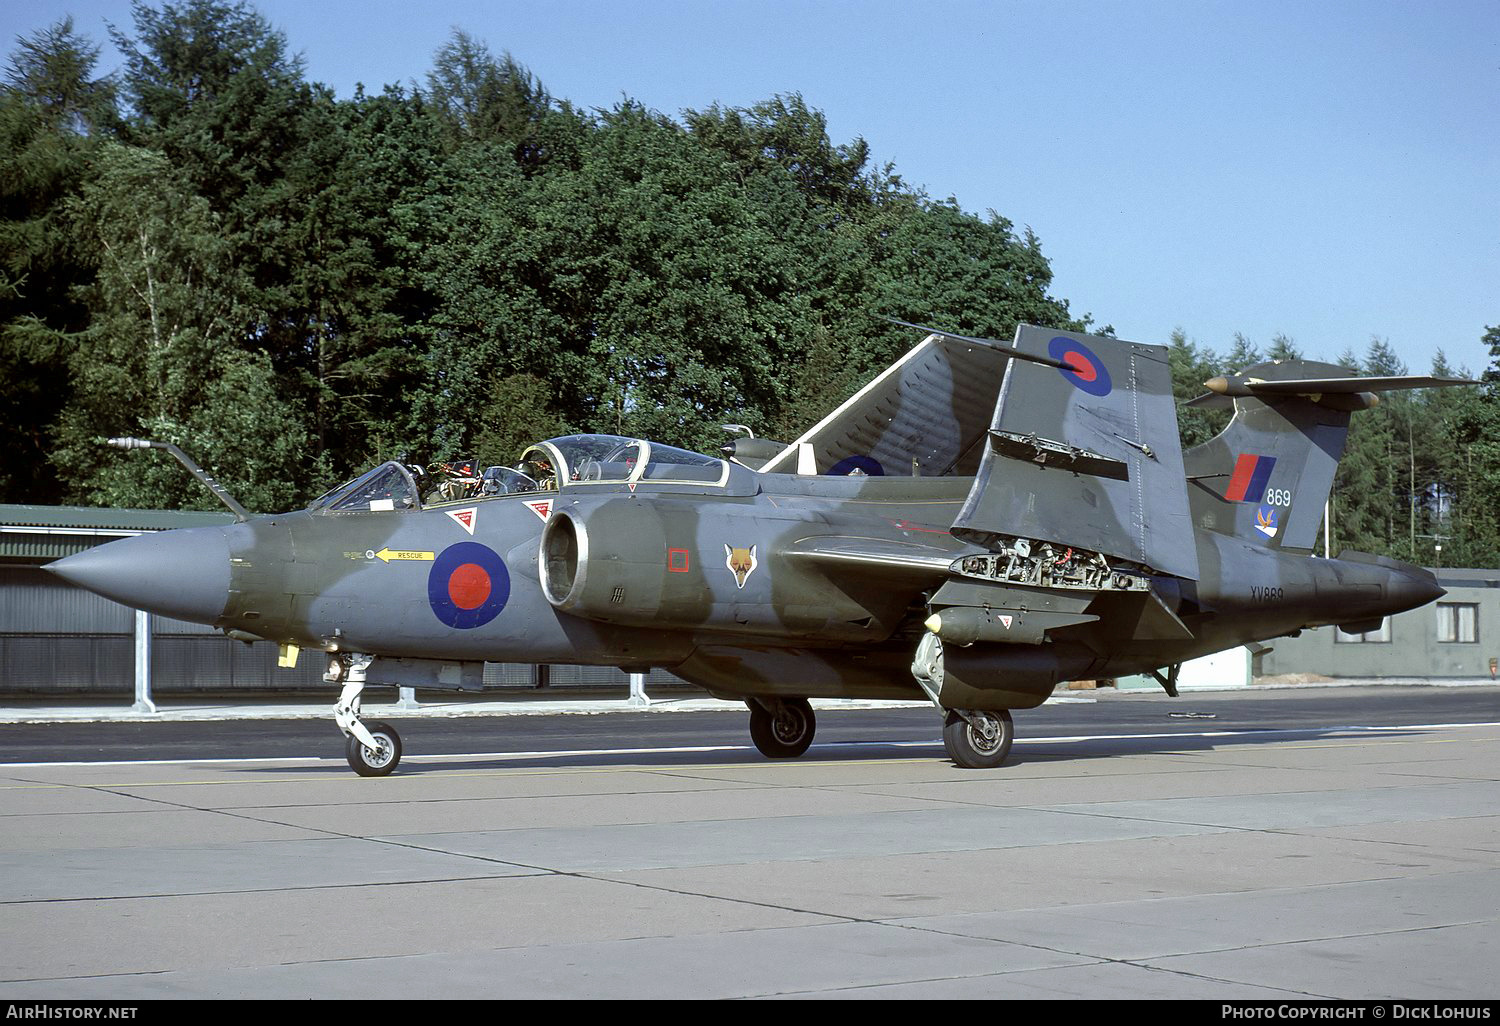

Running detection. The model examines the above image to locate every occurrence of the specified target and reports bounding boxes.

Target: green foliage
[1167,329,1227,449]
[6,0,1490,570]
[472,374,568,469]
[5,16,118,134]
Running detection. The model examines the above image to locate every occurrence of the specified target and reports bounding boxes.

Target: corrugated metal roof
[0,504,237,563]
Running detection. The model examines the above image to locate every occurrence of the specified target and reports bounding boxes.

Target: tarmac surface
[0,682,1497,1000]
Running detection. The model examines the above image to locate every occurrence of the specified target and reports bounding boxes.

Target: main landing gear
[746,697,816,758]
[941,708,1014,769]
[739,696,1016,769]
[329,653,404,777]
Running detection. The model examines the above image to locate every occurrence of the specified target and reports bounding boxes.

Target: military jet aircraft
[47,325,1468,775]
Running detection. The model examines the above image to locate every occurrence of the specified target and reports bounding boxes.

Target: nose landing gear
[329,653,404,777]
[346,720,403,777]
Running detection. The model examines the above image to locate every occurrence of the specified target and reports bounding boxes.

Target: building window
[1335,618,1391,643]
[1436,603,1478,643]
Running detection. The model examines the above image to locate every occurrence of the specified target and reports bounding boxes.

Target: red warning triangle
[447,507,478,535]
[524,499,552,522]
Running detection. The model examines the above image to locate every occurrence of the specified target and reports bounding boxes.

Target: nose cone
[46,527,231,625]
[1389,567,1446,614]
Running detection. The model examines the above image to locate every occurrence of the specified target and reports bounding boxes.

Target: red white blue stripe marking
[1225,454,1277,503]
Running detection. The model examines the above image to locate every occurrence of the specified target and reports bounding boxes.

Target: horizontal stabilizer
[1184,360,1478,552]
[1199,372,1476,401]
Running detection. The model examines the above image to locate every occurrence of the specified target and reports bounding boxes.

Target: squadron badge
[724,544,759,589]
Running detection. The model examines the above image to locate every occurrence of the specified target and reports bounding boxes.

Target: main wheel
[748,698,816,758]
[942,709,1013,769]
[346,720,402,777]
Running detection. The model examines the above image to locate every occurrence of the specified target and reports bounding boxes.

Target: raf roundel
[826,454,885,477]
[427,541,511,629]
[1048,336,1113,397]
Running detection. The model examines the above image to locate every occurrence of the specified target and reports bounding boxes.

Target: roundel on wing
[1048,336,1112,397]
[428,541,510,629]
[826,454,885,477]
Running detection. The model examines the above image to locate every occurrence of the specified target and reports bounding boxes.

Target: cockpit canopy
[519,434,728,488]
[307,434,735,513]
[306,461,421,513]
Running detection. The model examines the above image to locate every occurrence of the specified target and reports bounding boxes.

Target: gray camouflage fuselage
[51,462,1439,708]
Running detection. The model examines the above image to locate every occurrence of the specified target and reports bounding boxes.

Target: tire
[942,709,1013,769]
[747,698,816,759]
[346,720,402,777]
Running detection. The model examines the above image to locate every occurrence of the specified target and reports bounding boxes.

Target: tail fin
[1183,361,1473,553]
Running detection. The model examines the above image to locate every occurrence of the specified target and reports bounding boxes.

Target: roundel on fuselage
[427,541,510,629]
[1048,336,1112,397]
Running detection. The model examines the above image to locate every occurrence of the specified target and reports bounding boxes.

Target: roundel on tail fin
[1048,336,1112,397]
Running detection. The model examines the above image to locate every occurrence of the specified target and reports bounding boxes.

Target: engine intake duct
[540,502,667,624]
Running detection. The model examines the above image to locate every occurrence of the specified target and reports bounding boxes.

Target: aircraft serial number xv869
[49,324,1464,774]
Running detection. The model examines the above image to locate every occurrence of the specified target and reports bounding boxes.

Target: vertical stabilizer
[1183,361,1473,553]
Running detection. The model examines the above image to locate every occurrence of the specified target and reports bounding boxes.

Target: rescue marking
[428,542,511,628]
[376,548,435,563]
[523,499,552,521]
[447,507,478,535]
[1048,336,1113,397]
[725,544,759,589]
[668,548,691,573]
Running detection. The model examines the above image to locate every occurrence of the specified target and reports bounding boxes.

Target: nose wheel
[346,720,402,776]
[330,653,404,776]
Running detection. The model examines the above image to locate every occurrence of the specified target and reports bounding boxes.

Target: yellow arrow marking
[375,548,435,563]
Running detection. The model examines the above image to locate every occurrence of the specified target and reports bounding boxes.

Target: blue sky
[7,0,1497,374]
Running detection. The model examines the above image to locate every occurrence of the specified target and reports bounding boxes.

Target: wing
[950,326,1200,581]
[782,534,957,586]
[759,328,1039,478]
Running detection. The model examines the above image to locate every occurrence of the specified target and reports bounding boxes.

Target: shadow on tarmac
[223,723,1433,776]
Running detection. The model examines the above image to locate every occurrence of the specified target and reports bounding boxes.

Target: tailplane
[1183,361,1472,553]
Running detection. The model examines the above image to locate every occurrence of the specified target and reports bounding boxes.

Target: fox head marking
[724,544,758,589]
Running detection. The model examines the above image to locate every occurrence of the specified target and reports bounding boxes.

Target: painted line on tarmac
[0,721,1495,770]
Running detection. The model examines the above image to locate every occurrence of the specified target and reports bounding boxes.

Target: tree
[685,93,873,212]
[472,373,567,468]
[1222,332,1262,372]
[424,29,553,169]
[49,142,301,511]
[0,18,116,502]
[4,15,117,135]
[1266,332,1302,363]
[1442,326,1500,565]
[1167,328,1226,448]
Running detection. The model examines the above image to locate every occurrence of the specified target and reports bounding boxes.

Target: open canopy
[518,434,729,489]
[307,434,735,513]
